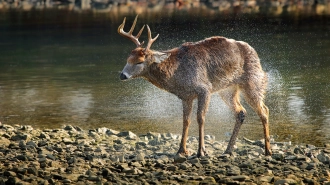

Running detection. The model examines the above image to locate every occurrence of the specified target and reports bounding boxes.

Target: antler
[145,25,159,51]
[118,15,145,47]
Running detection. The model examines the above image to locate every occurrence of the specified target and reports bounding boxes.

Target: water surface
[0,5,330,146]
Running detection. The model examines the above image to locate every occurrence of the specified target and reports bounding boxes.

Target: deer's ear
[153,51,171,64]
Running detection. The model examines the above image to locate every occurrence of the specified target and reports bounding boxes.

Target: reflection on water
[0,5,330,146]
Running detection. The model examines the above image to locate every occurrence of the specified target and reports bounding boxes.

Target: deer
[117,15,272,157]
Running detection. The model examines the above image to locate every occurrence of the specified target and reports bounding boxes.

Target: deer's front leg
[177,98,193,156]
[197,91,211,157]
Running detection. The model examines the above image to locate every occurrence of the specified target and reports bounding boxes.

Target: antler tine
[117,17,126,33]
[136,24,145,39]
[145,25,159,51]
[128,15,138,34]
[117,15,145,47]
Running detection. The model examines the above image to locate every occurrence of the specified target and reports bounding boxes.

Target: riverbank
[0,123,329,184]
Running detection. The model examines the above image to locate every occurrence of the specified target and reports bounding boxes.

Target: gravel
[0,123,329,184]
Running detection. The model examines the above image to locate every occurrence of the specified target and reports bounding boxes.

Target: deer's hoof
[265,149,272,156]
[224,149,233,156]
[177,148,189,157]
[197,150,208,157]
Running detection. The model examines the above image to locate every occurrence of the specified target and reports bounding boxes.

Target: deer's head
[118,15,170,80]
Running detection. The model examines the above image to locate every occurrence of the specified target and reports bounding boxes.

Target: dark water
[0,5,330,146]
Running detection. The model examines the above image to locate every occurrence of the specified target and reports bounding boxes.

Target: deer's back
[170,36,263,93]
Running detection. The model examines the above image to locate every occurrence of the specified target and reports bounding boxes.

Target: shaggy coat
[118,16,271,156]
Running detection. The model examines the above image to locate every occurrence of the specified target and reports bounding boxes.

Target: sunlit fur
[127,48,145,64]
[119,21,272,157]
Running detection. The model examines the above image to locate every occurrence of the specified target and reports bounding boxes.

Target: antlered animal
[118,15,272,156]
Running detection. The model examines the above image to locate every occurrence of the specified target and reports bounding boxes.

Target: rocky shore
[0,123,329,185]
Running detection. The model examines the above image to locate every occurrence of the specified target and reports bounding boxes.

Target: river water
[0,3,330,146]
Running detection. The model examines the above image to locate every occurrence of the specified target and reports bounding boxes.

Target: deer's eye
[136,62,143,65]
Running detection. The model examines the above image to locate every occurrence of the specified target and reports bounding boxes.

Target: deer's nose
[120,73,128,80]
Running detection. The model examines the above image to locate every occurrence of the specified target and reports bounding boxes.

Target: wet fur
[125,36,271,156]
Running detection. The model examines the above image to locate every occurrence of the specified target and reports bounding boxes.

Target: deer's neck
[143,53,179,90]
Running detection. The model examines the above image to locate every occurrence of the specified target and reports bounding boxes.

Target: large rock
[11,133,30,141]
[0,137,11,147]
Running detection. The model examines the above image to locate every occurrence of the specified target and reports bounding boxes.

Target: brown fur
[119,18,272,157]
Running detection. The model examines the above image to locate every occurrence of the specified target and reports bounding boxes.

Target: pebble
[174,153,187,163]
[0,124,329,184]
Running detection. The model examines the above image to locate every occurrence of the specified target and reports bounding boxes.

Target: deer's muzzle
[120,72,128,80]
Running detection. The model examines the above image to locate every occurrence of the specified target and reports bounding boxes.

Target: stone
[38,140,48,147]
[122,167,136,174]
[62,179,72,183]
[26,141,37,148]
[63,125,76,131]
[39,132,50,139]
[63,138,75,144]
[11,133,29,141]
[201,176,216,184]
[147,132,161,139]
[0,137,10,147]
[87,176,101,181]
[284,165,300,171]
[38,157,47,163]
[19,140,26,148]
[239,161,254,169]
[179,162,192,170]
[46,154,56,161]
[53,145,63,153]
[135,153,145,162]
[230,175,250,182]
[204,135,215,141]
[16,168,27,175]
[189,157,200,164]
[259,176,274,183]
[324,148,330,153]
[174,154,187,163]
[306,163,318,170]
[285,155,297,160]
[16,155,28,161]
[294,147,305,154]
[118,154,126,163]
[118,131,136,138]
[148,138,161,146]
[317,152,330,164]
[19,125,33,131]
[110,156,119,162]
[272,153,284,161]
[166,165,178,171]
[157,155,169,163]
[5,177,21,184]
[4,171,17,177]
[106,129,120,136]
[96,127,108,134]
[200,158,212,165]
[274,178,297,185]
[212,143,224,150]
[27,167,38,176]
[252,166,268,174]
[227,165,241,176]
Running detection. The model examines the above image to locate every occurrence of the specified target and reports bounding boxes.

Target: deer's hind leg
[241,74,272,156]
[219,86,246,155]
